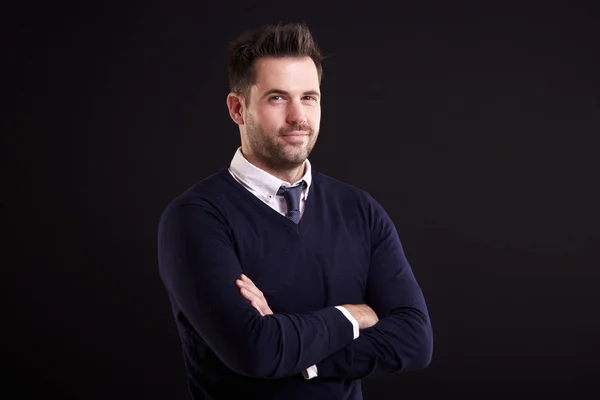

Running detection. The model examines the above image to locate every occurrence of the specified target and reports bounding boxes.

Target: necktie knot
[277,181,306,224]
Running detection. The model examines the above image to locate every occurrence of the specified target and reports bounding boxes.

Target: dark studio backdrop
[4,1,600,399]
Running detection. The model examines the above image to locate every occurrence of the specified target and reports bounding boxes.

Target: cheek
[309,108,321,126]
[256,109,284,130]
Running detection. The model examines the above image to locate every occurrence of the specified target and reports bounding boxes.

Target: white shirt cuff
[335,306,360,339]
[302,364,318,380]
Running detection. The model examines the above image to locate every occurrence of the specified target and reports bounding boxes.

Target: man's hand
[236,274,273,316]
[339,304,379,330]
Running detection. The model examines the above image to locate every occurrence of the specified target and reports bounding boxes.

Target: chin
[280,152,308,167]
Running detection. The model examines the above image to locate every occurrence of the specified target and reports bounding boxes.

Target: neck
[257,161,306,184]
[241,149,306,184]
[268,165,305,184]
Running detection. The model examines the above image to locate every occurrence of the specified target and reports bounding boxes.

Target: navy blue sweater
[157,168,433,400]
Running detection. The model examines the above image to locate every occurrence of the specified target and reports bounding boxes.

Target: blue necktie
[277,181,306,224]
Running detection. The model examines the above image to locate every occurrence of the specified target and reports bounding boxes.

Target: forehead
[253,57,319,93]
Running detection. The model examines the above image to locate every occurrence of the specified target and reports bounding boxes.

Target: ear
[227,92,245,125]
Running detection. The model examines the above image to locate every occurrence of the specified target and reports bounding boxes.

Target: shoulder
[312,170,380,207]
[313,170,369,198]
[159,168,236,221]
[313,170,394,226]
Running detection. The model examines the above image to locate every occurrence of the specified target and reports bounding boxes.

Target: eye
[303,96,318,101]
[270,95,284,101]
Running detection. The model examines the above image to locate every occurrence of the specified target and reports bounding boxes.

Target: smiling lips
[281,132,309,142]
[282,131,309,136]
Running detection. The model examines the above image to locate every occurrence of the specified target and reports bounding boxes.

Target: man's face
[241,57,321,171]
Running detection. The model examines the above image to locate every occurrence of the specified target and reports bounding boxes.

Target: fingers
[242,288,265,316]
[236,274,273,316]
[241,287,265,316]
[243,287,272,316]
[238,274,263,300]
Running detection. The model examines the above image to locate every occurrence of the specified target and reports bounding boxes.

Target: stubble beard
[245,113,318,171]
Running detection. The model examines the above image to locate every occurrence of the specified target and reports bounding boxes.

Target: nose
[286,100,307,125]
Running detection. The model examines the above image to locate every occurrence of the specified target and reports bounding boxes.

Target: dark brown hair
[227,22,323,100]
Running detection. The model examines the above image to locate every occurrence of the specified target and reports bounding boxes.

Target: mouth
[281,131,309,136]
[280,132,309,143]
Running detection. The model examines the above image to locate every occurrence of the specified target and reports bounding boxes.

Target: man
[157,22,433,400]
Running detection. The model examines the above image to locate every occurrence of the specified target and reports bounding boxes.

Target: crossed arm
[236,261,431,380]
[236,274,379,379]
[159,202,364,379]
[236,273,379,329]
[158,198,432,380]
[235,198,433,380]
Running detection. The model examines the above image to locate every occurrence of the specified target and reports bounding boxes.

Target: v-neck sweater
[158,168,433,400]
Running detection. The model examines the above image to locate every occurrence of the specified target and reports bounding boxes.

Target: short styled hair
[227,22,323,100]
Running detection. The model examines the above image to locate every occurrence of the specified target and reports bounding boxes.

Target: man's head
[226,22,323,178]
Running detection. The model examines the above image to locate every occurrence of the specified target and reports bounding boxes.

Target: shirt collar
[229,147,312,201]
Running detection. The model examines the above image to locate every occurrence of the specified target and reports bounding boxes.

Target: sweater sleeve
[157,200,355,379]
[315,195,433,379]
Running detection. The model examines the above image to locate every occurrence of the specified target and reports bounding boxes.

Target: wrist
[335,306,359,339]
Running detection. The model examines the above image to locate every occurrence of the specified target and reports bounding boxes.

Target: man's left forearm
[314,195,434,379]
[314,307,433,380]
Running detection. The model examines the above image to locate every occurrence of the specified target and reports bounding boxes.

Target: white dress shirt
[229,147,312,218]
[228,147,359,379]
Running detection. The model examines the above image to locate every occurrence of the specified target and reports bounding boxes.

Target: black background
[4,1,600,399]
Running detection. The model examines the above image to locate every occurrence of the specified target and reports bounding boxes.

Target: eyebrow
[262,89,321,99]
